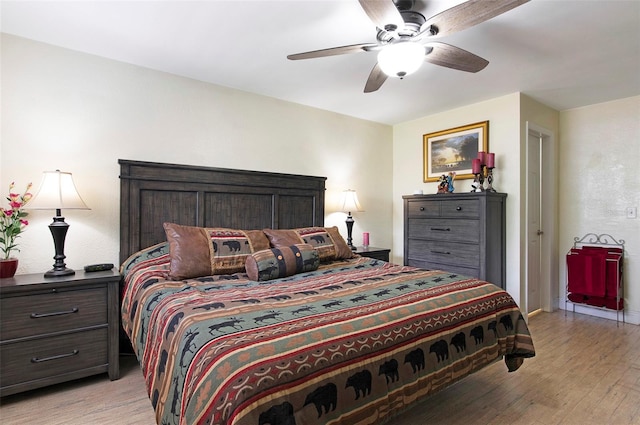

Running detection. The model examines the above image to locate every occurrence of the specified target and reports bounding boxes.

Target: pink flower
[2,181,32,260]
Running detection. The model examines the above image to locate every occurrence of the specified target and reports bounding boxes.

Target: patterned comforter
[121,256,535,425]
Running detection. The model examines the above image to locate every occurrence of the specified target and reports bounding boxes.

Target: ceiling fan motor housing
[393,0,415,11]
[377,9,426,43]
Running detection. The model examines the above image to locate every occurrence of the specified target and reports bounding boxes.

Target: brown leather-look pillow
[163,223,213,280]
[264,226,356,262]
[163,223,270,280]
[245,244,319,281]
[262,229,302,247]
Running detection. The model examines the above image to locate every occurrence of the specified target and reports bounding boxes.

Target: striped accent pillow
[245,244,319,281]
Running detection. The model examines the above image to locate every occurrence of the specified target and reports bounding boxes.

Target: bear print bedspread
[121,256,535,425]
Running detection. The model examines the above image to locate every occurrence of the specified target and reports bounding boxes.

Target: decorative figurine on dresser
[0,269,120,396]
[403,192,507,288]
[436,172,456,194]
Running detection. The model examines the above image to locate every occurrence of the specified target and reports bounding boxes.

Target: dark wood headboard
[119,160,326,263]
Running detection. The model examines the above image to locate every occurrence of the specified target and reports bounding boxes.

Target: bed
[119,160,535,425]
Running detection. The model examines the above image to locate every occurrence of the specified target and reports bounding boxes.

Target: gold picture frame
[423,121,489,182]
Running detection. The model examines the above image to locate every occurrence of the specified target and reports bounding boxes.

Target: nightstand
[356,246,391,262]
[0,269,120,396]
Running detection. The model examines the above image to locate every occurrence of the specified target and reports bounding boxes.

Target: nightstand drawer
[406,239,479,269]
[0,328,108,388]
[407,218,479,243]
[0,287,107,340]
[357,247,390,262]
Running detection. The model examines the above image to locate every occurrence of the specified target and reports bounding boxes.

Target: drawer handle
[430,227,451,232]
[456,206,462,211]
[431,250,451,255]
[30,307,79,319]
[31,349,79,363]
[419,207,425,211]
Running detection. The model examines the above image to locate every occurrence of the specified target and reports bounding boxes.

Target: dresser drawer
[0,287,107,340]
[438,199,480,218]
[406,259,479,279]
[407,198,480,218]
[406,239,479,269]
[407,218,479,243]
[0,328,108,388]
[406,200,440,217]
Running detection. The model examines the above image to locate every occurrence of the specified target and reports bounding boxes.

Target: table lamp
[341,189,364,251]
[27,170,89,277]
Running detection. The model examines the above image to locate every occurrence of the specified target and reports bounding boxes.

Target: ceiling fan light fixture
[377,42,425,78]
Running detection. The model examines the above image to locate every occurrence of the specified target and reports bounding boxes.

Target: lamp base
[43,214,75,278]
[345,212,357,251]
[44,267,75,278]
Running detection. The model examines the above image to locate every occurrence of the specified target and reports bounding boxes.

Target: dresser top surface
[403,192,507,200]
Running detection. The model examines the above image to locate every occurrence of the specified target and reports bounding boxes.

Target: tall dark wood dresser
[403,192,507,288]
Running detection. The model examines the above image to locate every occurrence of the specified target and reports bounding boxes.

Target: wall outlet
[627,207,637,219]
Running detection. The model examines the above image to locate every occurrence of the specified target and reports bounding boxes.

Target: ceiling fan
[287,0,530,93]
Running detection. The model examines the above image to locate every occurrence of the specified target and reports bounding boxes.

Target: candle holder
[486,167,496,192]
[471,171,485,192]
[471,151,497,192]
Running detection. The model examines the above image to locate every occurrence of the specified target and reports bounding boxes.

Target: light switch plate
[626,207,637,219]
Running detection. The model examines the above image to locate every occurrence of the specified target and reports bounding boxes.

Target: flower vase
[0,258,19,278]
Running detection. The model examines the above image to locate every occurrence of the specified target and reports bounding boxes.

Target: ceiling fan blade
[358,0,404,31]
[424,42,489,73]
[424,0,530,38]
[364,63,388,93]
[287,43,378,60]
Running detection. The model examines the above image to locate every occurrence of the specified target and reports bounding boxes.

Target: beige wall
[392,93,525,303]
[0,34,393,274]
[3,34,638,324]
[559,95,640,323]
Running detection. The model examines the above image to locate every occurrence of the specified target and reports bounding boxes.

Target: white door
[526,131,542,313]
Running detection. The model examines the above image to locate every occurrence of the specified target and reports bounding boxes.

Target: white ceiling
[2,0,639,125]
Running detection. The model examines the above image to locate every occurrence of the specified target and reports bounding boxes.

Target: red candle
[472,158,481,174]
[477,151,486,165]
[486,152,495,168]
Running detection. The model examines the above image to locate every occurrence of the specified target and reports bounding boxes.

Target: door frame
[525,122,559,313]
[526,129,542,314]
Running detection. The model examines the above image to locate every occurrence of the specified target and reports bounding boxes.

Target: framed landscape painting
[423,121,489,182]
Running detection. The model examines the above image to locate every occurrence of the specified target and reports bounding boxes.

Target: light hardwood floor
[1,311,639,425]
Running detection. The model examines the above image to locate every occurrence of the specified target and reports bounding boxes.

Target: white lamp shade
[27,170,89,210]
[341,190,364,213]
[377,42,426,78]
